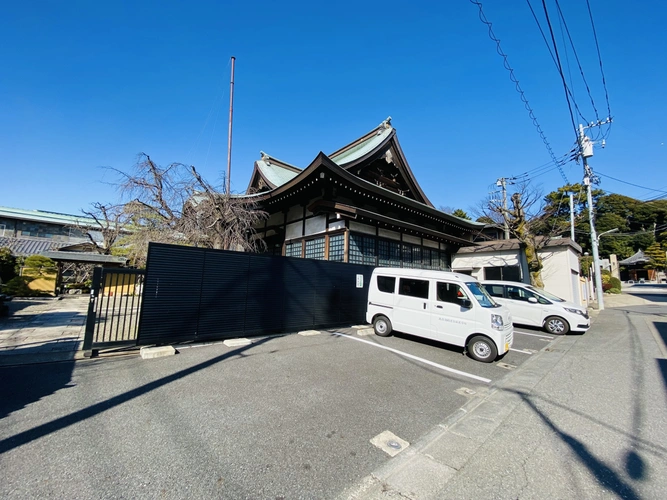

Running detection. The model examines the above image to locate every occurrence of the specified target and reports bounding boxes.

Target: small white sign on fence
[356,274,364,288]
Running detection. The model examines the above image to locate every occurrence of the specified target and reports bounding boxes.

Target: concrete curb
[339,333,579,499]
[0,350,86,367]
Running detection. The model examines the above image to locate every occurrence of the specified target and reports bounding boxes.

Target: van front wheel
[373,316,393,337]
[467,335,497,363]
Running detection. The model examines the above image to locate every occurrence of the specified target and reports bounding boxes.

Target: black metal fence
[137,243,375,346]
[83,267,145,356]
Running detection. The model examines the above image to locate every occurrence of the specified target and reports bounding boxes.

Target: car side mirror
[528,297,538,304]
[460,299,472,309]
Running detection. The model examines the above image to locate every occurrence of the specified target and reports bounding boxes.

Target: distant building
[451,237,584,304]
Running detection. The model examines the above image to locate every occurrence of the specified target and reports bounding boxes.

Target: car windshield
[526,285,565,302]
[465,282,500,308]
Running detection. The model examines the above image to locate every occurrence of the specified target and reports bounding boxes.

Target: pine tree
[644,242,666,270]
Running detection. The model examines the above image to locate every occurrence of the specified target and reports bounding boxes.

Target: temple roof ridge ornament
[380,116,392,131]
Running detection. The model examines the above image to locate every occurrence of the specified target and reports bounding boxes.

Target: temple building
[245,118,486,269]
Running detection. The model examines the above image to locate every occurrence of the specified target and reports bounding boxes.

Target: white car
[480,280,590,335]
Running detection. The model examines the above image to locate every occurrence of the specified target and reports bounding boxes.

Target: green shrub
[3,277,36,296]
[610,277,621,290]
[607,287,621,294]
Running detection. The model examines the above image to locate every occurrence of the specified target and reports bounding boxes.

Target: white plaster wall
[451,250,520,271]
[540,248,578,303]
[328,220,346,231]
[267,212,283,227]
[286,205,302,223]
[423,239,439,249]
[378,228,400,240]
[285,221,302,239]
[304,215,326,236]
[403,234,420,245]
[349,221,376,235]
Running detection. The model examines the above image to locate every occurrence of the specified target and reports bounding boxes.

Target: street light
[597,227,619,243]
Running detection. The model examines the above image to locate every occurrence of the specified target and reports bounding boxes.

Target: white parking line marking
[330,332,491,384]
[510,348,533,354]
[514,330,554,339]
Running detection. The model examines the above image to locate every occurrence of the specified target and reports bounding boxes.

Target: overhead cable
[540,0,579,142]
[596,172,667,195]
[585,0,611,120]
[554,0,600,123]
[525,0,588,124]
[469,0,569,184]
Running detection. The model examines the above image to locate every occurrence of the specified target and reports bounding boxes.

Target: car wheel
[373,315,392,337]
[467,335,498,363]
[544,316,570,335]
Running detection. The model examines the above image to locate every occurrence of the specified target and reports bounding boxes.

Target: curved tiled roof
[0,236,66,256]
[618,249,650,265]
[329,117,394,166]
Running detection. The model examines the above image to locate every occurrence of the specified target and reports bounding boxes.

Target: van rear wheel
[373,315,392,337]
[544,316,569,335]
[467,335,497,363]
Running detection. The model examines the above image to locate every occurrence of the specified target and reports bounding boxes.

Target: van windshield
[465,282,500,308]
[526,285,565,302]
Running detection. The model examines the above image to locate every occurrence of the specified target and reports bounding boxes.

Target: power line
[540,0,579,141]
[585,0,612,120]
[512,148,578,181]
[525,0,589,124]
[595,171,667,195]
[469,0,569,184]
[553,0,600,123]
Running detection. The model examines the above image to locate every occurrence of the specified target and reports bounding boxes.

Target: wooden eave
[247,162,276,192]
[308,200,476,247]
[256,152,484,235]
[334,129,433,208]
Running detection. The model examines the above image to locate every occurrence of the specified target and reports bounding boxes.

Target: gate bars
[83,267,145,357]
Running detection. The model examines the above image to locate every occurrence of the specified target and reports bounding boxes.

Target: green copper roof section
[255,152,301,188]
[0,206,99,227]
[329,117,393,166]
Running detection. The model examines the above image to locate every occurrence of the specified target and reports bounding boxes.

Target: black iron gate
[137,243,375,346]
[83,267,145,357]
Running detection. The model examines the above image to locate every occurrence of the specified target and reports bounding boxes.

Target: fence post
[82,267,103,358]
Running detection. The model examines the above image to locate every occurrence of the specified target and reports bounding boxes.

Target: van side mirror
[528,297,538,304]
[460,299,472,309]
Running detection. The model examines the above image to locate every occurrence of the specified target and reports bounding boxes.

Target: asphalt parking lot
[0,324,560,499]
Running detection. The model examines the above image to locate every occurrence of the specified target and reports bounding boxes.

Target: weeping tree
[111,153,267,267]
[475,182,571,287]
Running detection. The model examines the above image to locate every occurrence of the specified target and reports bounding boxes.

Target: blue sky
[1,0,665,217]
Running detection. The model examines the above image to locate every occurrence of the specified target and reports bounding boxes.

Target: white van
[480,280,590,335]
[366,268,513,363]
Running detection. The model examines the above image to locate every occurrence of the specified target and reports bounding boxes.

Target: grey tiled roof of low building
[618,249,650,265]
[0,236,66,256]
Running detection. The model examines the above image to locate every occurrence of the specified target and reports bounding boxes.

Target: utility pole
[226,56,236,195]
[579,121,609,310]
[496,177,514,240]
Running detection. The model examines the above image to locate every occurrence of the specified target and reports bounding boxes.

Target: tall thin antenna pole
[226,56,236,195]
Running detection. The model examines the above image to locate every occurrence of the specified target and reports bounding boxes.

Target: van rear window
[398,278,429,299]
[377,276,396,294]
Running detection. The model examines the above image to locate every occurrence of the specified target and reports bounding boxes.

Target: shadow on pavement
[516,391,641,500]
[626,293,667,304]
[0,353,76,420]
[654,322,667,400]
[0,336,273,455]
